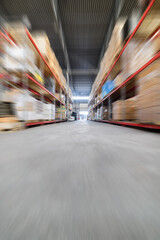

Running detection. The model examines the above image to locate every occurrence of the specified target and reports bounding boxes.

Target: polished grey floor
[0,121,160,240]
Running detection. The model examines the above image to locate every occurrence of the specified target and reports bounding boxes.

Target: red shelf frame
[26,120,66,127]
[26,74,65,105]
[88,0,155,105]
[93,120,160,130]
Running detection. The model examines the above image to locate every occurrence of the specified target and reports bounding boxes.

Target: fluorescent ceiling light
[73,96,89,100]
[79,111,88,115]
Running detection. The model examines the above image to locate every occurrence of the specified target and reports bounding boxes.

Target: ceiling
[0,0,138,96]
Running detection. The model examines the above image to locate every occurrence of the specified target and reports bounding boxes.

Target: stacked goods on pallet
[112,97,137,121]
[4,22,29,46]
[1,37,37,76]
[0,116,24,131]
[2,22,44,85]
[135,9,160,38]
[3,22,73,101]
[122,32,160,80]
[135,31,160,66]
[29,31,51,62]
[136,60,160,125]
[43,103,55,120]
[2,88,55,121]
[124,97,137,121]
[113,73,123,88]
[89,0,160,126]
[102,80,115,98]
[89,1,159,99]
[31,31,72,102]
[30,31,67,91]
[1,21,74,125]
[0,101,24,131]
[55,106,66,120]
[89,18,126,101]
[112,101,123,121]
[100,106,108,120]
[121,39,143,80]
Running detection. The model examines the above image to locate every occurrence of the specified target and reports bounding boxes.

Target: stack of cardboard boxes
[1,89,55,121]
[89,0,160,125]
[89,18,126,102]
[136,60,160,124]
[112,97,137,121]
[100,106,108,120]
[30,31,68,94]
[55,106,66,120]
[122,32,160,81]
[1,21,73,123]
[3,22,72,100]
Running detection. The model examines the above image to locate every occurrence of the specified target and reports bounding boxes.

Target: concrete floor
[0,121,160,240]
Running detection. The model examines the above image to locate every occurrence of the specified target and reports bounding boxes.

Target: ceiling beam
[50,0,71,74]
[63,69,98,76]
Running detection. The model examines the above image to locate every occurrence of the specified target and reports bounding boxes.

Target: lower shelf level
[92,120,160,130]
[26,120,66,127]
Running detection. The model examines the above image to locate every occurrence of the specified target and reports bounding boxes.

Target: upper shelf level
[0,25,73,105]
[89,51,160,112]
[25,28,72,104]
[88,0,158,106]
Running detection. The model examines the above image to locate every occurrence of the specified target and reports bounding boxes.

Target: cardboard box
[56,106,66,113]
[90,18,126,100]
[100,106,108,120]
[31,31,51,60]
[112,97,137,121]
[2,89,56,121]
[137,60,160,80]
[4,21,28,46]
[55,112,66,120]
[136,64,160,124]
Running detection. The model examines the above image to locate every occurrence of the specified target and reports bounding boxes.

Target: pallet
[26,119,53,123]
[137,120,160,126]
[0,117,24,132]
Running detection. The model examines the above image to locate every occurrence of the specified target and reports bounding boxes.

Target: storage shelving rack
[0,21,73,127]
[88,0,160,130]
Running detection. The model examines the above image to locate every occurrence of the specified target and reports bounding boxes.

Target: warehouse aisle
[0,121,160,240]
